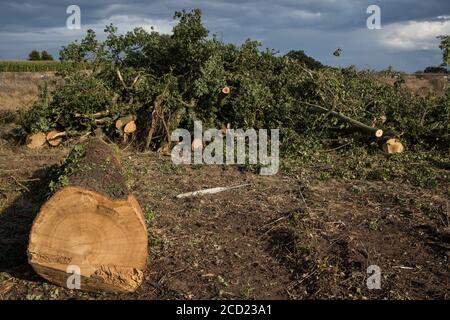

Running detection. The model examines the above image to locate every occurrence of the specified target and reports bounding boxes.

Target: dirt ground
[0,120,448,300]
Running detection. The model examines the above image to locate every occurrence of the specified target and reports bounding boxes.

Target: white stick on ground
[176,184,251,199]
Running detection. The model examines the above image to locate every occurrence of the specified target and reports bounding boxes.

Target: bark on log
[95,117,112,125]
[28,138,148,292]
[75,110,110,118]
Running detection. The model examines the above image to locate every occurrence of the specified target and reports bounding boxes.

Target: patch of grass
[283,144,448,189]
[144,205,155,223]
[0,272,11,283]
[240,285,254,300]
[0,60,88,72]
[368,220,380,231]
[26,294,43,300]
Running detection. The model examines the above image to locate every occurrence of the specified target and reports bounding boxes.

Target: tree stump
[28,138,148,292]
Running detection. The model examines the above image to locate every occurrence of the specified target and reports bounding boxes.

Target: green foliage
[40,50,54,61]
[144,206,155,223]
[28,50,41,61]
[333,48,342,57]
[24,9,450,188]
[285,50,324,69]
[423,66,448,74]
[60,29,102,62]
[0,60,85,72]
[438,35,450,68]
[22,72,115,133]
[27,50,54,61]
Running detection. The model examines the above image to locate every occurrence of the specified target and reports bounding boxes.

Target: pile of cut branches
[21,9,449,185]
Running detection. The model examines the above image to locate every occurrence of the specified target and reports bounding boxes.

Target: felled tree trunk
[307,103,383,138]
[28,138,148,293]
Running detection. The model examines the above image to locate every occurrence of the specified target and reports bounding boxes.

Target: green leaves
[22,72,114,133]
[23,9,449,188]
[438,35,450,68]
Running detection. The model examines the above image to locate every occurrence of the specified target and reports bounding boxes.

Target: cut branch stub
[95,117,112,125]
[75,110,110,119]
[382,138,405,154]
[221,86,231,94]
[217,86,231,108]
[46,130,66,147]
[115,115,136,129]
[28,138,148,292]
[124,120,137,134]
[306,103,384,138]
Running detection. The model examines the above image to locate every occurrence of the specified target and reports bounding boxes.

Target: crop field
[0,61,85,72]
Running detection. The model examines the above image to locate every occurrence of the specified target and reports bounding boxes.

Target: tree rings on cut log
[28,138,148,292]
[28,187,147,292]
[375,129,383,138]
[115,115,136,129]
[222,86,231,94]
[46,130,65,147]
[26,132,47,149]
[124,120,137,134]
[382,138,405,154]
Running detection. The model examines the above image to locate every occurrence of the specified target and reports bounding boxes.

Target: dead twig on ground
[176,183,251,199]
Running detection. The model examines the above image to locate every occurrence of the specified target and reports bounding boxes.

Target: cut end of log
[115,115,136,130]
[46,130,64,147]
[222,86,231,94]
[26,132,47,149]
[375,129,383,138]
[124,120,137,134]
[28,139,147,292]
[382,138,405,154]
[28,186,148,293]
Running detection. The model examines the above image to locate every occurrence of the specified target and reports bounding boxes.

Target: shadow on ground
[0,167,51,281]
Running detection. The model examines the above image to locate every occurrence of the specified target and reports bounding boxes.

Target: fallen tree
[20,9,449,187]
[28,138,148,292]
[305,102,384,138]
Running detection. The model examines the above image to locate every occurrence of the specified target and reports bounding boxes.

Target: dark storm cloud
[0,0,449,71]
[1,0,448,30]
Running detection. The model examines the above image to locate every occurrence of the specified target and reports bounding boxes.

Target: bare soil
[0,123,448,300]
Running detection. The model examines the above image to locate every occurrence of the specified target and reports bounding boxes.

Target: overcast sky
[0,0,449,72]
